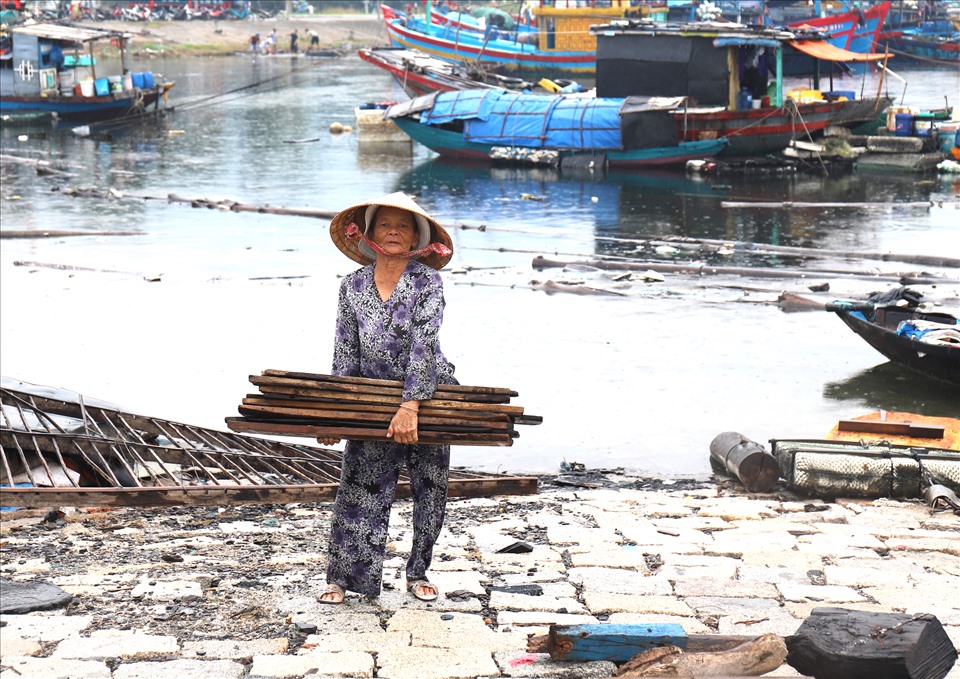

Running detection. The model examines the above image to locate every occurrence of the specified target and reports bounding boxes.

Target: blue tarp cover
[422,90,625,150]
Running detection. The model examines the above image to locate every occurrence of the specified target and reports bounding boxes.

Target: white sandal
[407,579,438,602]
[318,583,345,604]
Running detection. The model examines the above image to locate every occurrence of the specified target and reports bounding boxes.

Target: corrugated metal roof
[12,23,130,43]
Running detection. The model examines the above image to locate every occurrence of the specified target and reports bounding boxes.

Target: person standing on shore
[317,192,457,606]
[289,29,299,54]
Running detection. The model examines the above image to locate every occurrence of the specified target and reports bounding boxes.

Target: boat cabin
[589,20,885,110]
[529,1,667,52]
[1,23,134,101]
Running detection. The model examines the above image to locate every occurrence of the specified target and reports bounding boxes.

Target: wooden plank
[261,369,518,396]
[237,404,513,431]
[251,374,512,404]
[242,396,514,423]
[544,624,688,662]
[225,418,515,446]
[254,384,526,415]
[837,419,945,439]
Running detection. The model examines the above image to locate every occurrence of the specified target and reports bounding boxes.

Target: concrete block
[489,591,587,613]
[301,631,411,653]
[53,629,179,660]
[377,646,498,679]
[582,592,696,616]
[567,567,672,596]
[429,570,487,596]
[606,612,712,634]
[866,135,924,152]
[0,657,111,678]
[376,587,483,612]
[387,609,497,649]
[497,611,598,627]
[0,614,93,641]
[567,547,652,570]
[777,583,866,603]
[672,577,778,599]
[739,550,822,570]
[113,658,246,679]
[495,651,616,678]
[696,500,779,521]
[181,638,289,660]
[657,554,740,580]
[0,638,42,658]
[249,651,373,678]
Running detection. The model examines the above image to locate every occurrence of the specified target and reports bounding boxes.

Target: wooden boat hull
[358,47,521,98]
[896,35,960,63]
[832,307,960,386]
[675,101,841,155]
[391,116,726,168]
[0,88,166,123]
[825,412,960,451]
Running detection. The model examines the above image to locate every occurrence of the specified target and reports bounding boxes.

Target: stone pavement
[1,480,958,678]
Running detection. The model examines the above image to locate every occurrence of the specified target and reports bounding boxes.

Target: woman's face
[371,206,419,256]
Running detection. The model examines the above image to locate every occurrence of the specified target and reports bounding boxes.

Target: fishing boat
[358,47,536,97]
[378,2,664,75]
[384,89,728,169]
[591,20,892,154]
[826,301,960,387]
[881,19,960,63]
[0,23,173,125]
[784,2,892,69]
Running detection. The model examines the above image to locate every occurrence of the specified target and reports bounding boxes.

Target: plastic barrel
[94,78,109,96]
[131,72,145,88]
[894,113,915,137]
[914,113,934,137]
[142,72,155,88]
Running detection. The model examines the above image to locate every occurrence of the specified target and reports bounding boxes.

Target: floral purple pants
[325,440,450,597]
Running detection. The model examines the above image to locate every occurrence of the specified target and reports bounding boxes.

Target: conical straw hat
[329,192,453,270]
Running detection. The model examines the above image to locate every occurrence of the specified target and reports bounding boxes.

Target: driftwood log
[614,633,788,677]
[709,432,780,492]
[786,607,958,679]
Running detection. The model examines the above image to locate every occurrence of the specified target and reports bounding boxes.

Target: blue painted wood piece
[550,623,689,662]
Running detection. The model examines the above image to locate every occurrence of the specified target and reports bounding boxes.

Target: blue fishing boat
[0,23,173,124]
[881,19,960,63]
[379,2,665,75]
[384,89,727,169]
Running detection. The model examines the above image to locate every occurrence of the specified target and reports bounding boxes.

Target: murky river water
[1,55,958,477]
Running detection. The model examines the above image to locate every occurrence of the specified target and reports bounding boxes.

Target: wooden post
[728,46,739,110]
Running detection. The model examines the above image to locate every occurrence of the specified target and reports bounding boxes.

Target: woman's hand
[317,437,341,446]
[387,401,419,444]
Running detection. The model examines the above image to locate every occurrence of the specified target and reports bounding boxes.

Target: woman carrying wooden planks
[318,192,456,605]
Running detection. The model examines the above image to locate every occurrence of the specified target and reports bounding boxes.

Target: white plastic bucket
[79,79,94,97]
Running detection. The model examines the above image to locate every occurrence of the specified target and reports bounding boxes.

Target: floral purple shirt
[332,260,457,401]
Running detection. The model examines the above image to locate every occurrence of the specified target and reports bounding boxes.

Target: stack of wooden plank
[226,370,541,447]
